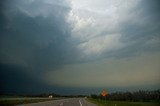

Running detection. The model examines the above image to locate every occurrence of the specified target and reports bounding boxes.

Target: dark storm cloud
[0,0,77,93]
[0,0,160,94]
[0,0,73,69]
[0,63,45,94]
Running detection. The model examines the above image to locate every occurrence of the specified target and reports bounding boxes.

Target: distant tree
[91,94,99,99]
[91,89,160,102]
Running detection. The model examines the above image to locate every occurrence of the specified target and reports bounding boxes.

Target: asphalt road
[17,98,97,106]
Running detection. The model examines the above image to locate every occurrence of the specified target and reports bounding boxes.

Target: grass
[0,98,54,106]
[88,98,160,106]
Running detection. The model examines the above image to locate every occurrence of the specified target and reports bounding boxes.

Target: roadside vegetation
[0,98,55,106]
[88,98,160,106]
[88,89,160,106]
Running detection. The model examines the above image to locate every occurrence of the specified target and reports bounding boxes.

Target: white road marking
[79,99,82,106]
[59,103,63,106]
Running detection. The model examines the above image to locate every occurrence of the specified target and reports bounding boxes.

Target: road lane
[17,98,97,106]
[80,98,97,106]
[79,99,82,106]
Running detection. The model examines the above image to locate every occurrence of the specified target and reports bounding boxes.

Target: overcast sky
[0,0,160,95]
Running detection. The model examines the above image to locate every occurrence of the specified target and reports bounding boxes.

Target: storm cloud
[0,0,160,94]
[0,0,75,93]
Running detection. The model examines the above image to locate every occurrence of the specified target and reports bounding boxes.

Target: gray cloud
[0,0,160,94]
[0,0,77,93]
[45,52,160,88]
[68,0,160,60]
[0,0,75,71]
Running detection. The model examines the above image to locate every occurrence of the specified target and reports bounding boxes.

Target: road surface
[17,98,97,106]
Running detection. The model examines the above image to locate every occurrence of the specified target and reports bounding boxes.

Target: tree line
[91,89,160,102]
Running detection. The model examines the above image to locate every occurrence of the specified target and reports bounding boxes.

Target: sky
[0,0,160,95]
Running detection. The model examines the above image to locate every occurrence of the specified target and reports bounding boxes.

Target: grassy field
[88,98,160,106]
[0,97,55,106]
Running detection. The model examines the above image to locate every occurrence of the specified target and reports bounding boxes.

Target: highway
[17,98,97,106]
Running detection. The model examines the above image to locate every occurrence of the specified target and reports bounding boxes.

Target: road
[17,98,97,106]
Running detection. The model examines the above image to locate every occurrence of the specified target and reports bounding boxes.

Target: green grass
[88,98,160,106]
[0,98,54,106]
